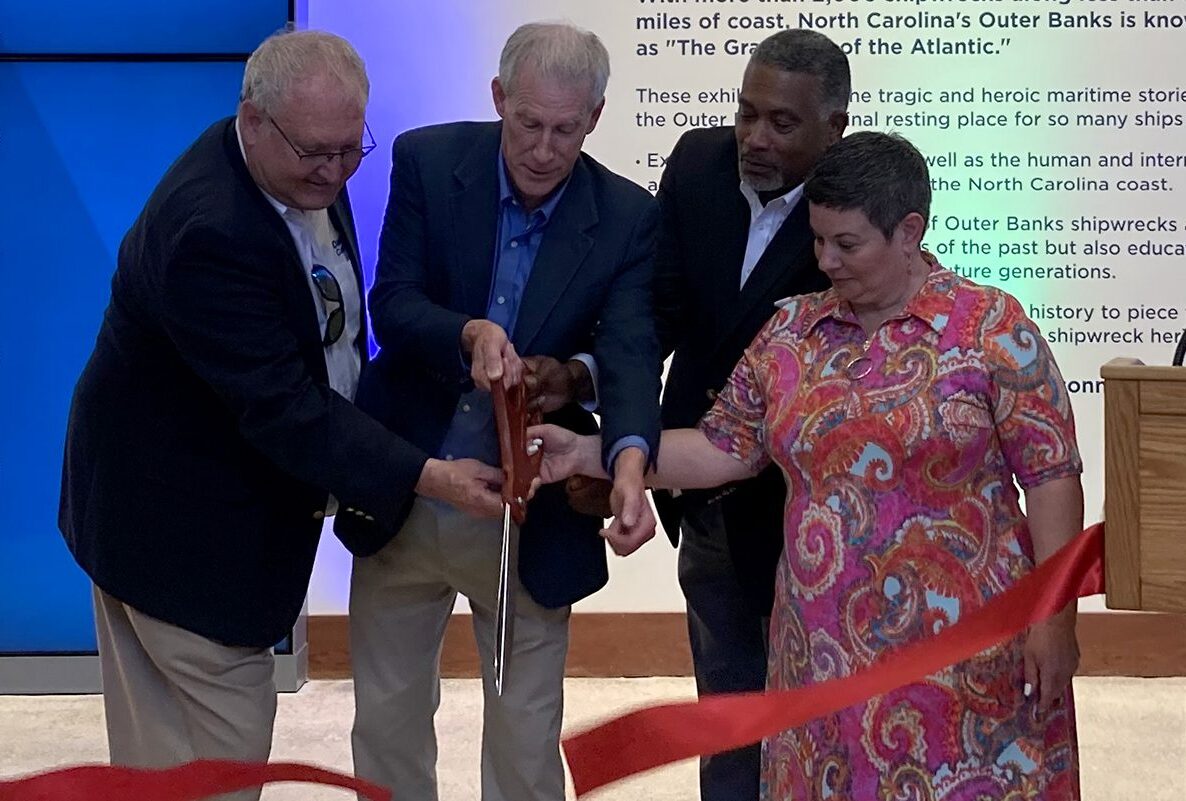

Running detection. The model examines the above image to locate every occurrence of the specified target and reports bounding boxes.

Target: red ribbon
[562,522,1105,797]
[0,760,391,801]
[0,524,1105,801]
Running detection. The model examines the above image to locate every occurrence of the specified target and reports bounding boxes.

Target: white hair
[498,22,610,110]
[240,29,369,115]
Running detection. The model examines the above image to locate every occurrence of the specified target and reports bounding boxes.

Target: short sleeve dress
[700,266,1083,801]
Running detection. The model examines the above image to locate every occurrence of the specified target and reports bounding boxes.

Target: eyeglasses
[269,116,376,170]
[310,265,345,346]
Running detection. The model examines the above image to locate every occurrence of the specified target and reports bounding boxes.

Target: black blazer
[59,118,429,648]
[652,126,830,615]
[342,121,662,608]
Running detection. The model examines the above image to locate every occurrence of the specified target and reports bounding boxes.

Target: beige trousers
[93,586,276,801]
[349,498,571,801]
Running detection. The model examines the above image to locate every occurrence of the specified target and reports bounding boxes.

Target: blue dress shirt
[438,152,648,475]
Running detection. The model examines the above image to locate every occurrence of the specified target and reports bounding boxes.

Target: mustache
[739,154,776,170]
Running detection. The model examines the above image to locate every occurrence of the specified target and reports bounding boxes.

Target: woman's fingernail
[1024,683,1033,697]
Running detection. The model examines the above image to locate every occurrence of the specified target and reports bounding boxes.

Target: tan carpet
[1,677,1182,799]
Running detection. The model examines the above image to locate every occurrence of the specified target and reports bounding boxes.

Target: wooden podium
[1101,358,1186,613]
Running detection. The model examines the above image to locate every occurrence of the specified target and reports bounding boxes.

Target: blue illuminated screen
[0,61,246,653]
[0,0,289,54]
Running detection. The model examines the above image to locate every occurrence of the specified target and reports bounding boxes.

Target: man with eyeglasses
[58,30,503,799]
[342,21,661,801]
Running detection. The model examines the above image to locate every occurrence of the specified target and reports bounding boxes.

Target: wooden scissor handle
[492,378,542,524]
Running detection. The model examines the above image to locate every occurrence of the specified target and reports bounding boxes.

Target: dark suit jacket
[344,121,661,608]
[652,126,830,615]
[59,118,429,648]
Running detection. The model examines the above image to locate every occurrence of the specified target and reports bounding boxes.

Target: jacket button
[705,388,718,401]
[312,510,325,521]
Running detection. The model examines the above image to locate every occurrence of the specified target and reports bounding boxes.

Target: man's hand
[526,424,605,484]
[415,458,504,518]
[1023,607,1080,714]
[522,356,593,413]
[602,447,655,556]
[462,320,523,391]
[601,490,656,556]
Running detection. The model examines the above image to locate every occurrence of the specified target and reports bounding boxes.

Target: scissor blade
[494,503,512,696]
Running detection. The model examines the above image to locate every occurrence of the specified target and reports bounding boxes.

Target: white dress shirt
[236,120,362,514]
[738,181,804,288]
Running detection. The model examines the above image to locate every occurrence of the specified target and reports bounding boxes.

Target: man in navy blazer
[344,22,662,801]
[58,32,502,798]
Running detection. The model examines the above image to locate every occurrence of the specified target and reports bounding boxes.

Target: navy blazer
[59,118,429,647]
[652,126,830,616]
[341,121,662,608]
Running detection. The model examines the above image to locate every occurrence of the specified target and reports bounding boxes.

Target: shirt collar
[235,116,293,219]
[739,180,803,221]
[901,257,958,334]
[799,252,956,336]
[497,149,570,224]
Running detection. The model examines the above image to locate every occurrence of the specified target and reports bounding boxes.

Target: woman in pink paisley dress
[534,131,1084,801]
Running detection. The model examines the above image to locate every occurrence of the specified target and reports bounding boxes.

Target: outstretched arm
[529,424,757,490]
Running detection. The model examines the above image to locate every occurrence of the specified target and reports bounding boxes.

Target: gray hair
[498,22,610,110]
[750,29,851,115]
[805,132,932,239]
[240,29,369,115]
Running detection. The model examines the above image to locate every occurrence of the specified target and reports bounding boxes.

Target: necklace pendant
[845,355,873,380]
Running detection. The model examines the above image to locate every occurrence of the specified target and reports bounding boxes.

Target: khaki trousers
[93,586,276,801]
[350,498,571,801]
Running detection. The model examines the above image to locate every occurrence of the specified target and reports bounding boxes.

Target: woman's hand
[525,424,605,484]
[1023,611,1080,714]
[1020,476,1083,714]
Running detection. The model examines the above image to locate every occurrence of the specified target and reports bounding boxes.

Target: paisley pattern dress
[700,266,1082,801]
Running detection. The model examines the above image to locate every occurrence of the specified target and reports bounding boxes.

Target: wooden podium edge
[1102,376,1142,609]
[1099,363,1186,381]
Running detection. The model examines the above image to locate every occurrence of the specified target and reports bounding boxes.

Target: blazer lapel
[702,157,749,346]
[711,199,749,302]
[713,196,814,355]
[512,158,597,351]
[224,118,301,258]
[223,120,324,356]
[449,128,502,319]
[711,164,751,310]
[329,196,362,278]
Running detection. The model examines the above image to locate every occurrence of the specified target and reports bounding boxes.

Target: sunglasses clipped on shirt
[310,265,345,346]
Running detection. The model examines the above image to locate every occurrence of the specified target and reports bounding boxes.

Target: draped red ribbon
[0,760,390,801]
[562,522,1106,797]
[0,524,1104,801]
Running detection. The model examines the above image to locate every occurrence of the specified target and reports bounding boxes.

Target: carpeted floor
[1,677,1183,799]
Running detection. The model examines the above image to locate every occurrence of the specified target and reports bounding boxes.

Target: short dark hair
[804,131,932,239]
[750,29,850,114]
